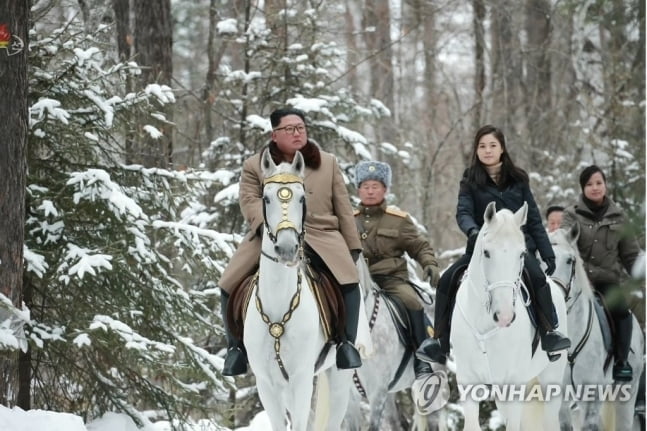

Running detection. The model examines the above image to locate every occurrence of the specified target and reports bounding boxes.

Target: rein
[551,252,595,383]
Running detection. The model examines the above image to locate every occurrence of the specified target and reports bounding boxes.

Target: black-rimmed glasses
[273,125,307,135]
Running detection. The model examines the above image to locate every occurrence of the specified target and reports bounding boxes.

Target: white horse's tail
[600,401,616,431]
[521,378,545,431]
[313,373,330,431]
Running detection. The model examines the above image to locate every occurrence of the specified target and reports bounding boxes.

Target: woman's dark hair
[579,165,606,190]
[467,124,528,187]
[270,108,306,128]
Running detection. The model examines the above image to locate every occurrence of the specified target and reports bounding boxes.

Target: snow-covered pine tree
[23,17,235,429]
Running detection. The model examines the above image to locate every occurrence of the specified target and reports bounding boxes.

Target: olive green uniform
[355,202,439,310]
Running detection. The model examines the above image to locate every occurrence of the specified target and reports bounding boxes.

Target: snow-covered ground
[0,406,272,431]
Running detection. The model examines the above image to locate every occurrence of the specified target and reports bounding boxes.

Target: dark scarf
[268,140,321,169]
[582,196,610,221]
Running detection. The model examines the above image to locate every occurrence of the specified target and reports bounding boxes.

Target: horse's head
[550,223,592,301]
[473,201,528,327]
[260,149,306,265]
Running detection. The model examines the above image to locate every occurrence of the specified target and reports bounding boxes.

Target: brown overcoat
[219,142,362,293]
[355,201,439,309]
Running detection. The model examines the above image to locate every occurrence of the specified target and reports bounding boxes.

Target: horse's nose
[508,313,517,326]
[494,311,515,327]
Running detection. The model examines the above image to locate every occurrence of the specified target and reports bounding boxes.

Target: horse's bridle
[260,172,306,262]
[254,172,307,381]
[551,252,578,308]
[477,249,530,313]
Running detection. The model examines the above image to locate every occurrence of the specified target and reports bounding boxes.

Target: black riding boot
[612,313,633,382]
[220,291,248,376]
[408,308,434,378]
[533,283,571,359]
[337,285,362,369]
[417,290,451,365]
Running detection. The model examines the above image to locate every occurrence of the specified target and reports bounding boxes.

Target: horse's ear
[261,149,276,176]
[292,151,305,177]
[484,201,497,225]
[567,222,580,244]
[514,202,528,226]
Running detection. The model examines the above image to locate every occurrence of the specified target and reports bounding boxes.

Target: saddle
[226,263,344,343]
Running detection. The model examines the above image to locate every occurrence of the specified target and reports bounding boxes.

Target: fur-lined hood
[267,139,321,169]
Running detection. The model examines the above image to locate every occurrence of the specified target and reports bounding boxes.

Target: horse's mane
[551,228,595,299]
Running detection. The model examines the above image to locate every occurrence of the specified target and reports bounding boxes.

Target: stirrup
[613,362,633,382]
[547,352,561,362]
[223,347,248,376]
[540,330,571,352]
[336,341,362,369]
[416,338,446,364]
[414,358,433,379]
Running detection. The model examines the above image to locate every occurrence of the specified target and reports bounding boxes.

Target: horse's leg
[462,398,480,431]
[287,374,315,431]
[255,377,288,431]
[497,400,524,431]
[368,391,389,431]
[579,400,604,431]
[322,368,353,431]
[558,399,576,431]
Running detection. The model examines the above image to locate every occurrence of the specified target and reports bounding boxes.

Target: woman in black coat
[417,125,570,364]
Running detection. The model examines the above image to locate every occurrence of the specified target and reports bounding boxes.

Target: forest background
[0,0,644,430]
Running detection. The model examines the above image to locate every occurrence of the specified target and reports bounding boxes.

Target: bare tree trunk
[363,0,395,144]
[0,0,29,407]
[112,0,131,62]
[472,0,486,140]
[525,0,552,156]
[344,2,359,91]
[133,0,173,167]
[112,0,135,163]
[489,1,524,139]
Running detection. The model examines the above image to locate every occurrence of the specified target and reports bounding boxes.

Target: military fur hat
[355,160,392,188]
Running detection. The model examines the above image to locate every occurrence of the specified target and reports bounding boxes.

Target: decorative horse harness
[254,172,306,381]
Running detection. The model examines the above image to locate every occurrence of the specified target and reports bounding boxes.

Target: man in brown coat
[219,108,363,376]
[354,160,441,378]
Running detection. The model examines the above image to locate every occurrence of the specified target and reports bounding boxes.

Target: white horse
[243,150,352,431]
[344,257,448,431]
[451,202,568,431]
[550,224,645,431]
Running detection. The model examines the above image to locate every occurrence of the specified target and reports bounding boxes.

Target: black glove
[544,257,556,276]
[466,228,479,255]
[351,249,361,263]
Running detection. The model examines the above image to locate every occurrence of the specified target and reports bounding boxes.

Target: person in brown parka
[219,107,363,376]
[562,165,643,381]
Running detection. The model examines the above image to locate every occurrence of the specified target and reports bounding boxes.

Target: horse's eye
[567,257,574,265]
[300,196,305,204]
[263,196,270,204]
[484,250,490,258]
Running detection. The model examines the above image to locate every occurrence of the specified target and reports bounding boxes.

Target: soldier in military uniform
[354,160,440,378]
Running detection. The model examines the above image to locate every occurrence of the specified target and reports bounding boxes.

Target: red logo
[0,24,10,48]
[0,24,24,56]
